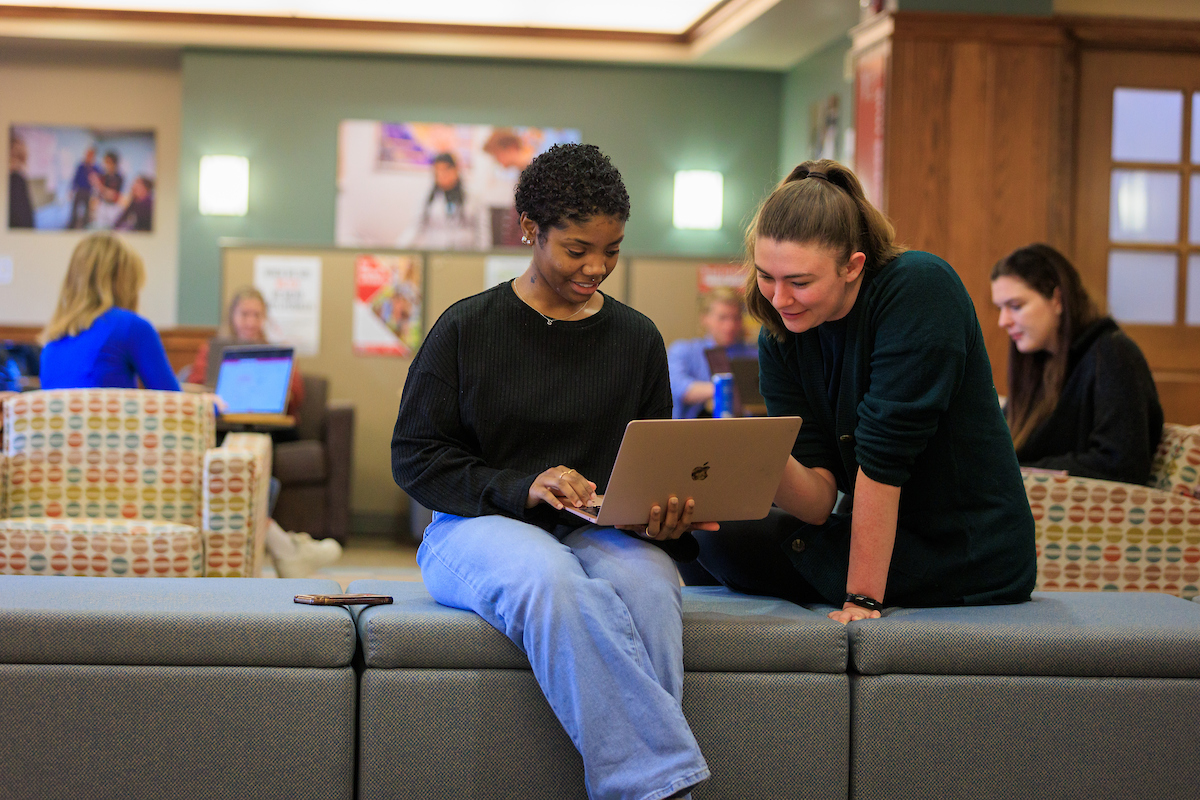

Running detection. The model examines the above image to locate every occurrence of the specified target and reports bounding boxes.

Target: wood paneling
[857,9,1200,421]
[875,14,1073,391]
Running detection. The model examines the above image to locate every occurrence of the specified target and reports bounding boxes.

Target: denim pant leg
[417,513,709,800]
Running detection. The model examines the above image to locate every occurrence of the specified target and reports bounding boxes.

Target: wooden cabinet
[851,11,1200,423]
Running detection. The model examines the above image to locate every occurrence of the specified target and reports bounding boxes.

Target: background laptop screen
[214,345,294,414]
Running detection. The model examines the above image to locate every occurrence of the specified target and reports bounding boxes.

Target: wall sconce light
[673,170,723,230]
[199,155,249,216]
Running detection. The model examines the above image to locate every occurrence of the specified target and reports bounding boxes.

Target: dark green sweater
[760,251,1036,606]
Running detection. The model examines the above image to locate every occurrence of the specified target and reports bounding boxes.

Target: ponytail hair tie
[806,170,830,181]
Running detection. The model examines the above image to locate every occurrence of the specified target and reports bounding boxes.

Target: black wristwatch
[844,593,884,612]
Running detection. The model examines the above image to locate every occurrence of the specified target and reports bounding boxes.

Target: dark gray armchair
[272,375,355,543]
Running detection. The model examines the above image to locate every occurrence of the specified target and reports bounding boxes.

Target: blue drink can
[712,372,735,418]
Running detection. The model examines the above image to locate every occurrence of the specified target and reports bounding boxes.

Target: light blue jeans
[417,512,710,800]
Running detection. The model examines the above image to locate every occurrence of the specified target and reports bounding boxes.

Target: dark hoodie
[1016,317,1163,484]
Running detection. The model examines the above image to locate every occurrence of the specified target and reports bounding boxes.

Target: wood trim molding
[881,10,1200,52]
[0,4,707,45]
[889,11,1068,46]
[1062,14,1200,52]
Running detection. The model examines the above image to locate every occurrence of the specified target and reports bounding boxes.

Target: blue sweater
[40,307,180,391]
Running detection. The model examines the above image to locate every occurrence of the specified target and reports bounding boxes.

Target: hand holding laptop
[616,496,720,541]
[528,464,715,540]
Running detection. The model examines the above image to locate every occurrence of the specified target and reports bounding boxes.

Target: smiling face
[991,275,1062,354]
[520,213,624,311]
[231,296,267,342]
[754,238,865,334]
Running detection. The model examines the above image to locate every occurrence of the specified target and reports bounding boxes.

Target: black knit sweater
[1016,317,1163,484]
[392,281,672,533]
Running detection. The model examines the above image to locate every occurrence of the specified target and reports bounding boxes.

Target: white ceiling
[0,0,860,71]
[2,0,726,33]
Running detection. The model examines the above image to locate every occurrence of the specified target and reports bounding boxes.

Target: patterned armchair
[1026,422,1200,599]
[0,389,272,578]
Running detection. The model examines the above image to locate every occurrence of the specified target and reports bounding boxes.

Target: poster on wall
[8,125,156,231]
[353,254,422,357]
[697,263,746,294]
[809,95,841,162]
[484,255,530,290]
[335,121,580,251]
[253,255,322,357]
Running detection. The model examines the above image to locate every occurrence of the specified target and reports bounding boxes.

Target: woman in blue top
[39,232,179,391]
[690,160,1036,622]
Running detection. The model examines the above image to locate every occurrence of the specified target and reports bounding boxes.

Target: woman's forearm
[845,467,900,603]
[773,457,838,525]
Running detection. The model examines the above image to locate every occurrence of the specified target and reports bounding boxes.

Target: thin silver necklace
[514,281,594,326]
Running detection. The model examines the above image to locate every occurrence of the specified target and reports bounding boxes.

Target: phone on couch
[294,593,393,607]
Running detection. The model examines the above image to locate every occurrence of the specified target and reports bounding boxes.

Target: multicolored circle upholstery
[1025,426,1200,601]
[0,517,203,577]
[1149,423,1200,500]
[3,389,217,529]
[0,389,271,578]
[204,433,272,578]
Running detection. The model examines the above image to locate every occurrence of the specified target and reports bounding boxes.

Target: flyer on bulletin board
[253,254,322,356]
[353,254,422,357]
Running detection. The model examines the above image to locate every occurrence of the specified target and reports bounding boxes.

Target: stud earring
[521,234,532,245]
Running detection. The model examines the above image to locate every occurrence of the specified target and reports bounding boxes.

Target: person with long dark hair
[403,151,482,250]
[990,243,1162,483]
[689,159,1036,622]
[392,143,711,799]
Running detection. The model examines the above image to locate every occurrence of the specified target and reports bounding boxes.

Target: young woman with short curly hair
[392,143,711,800]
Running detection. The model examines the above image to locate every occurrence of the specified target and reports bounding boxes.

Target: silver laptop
[564,416,802,526]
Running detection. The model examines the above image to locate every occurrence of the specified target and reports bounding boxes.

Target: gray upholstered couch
[0,576,358,800]
[3,575,1200,800]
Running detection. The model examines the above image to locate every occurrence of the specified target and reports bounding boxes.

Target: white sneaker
[273,533,342,579]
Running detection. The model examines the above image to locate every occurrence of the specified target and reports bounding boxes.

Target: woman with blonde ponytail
[39,232,179,391]
[690,160,1036,621]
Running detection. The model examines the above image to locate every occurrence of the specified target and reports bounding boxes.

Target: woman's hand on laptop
[527,465,598,511]
[619,497,720,541]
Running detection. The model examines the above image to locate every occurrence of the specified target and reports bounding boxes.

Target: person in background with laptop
[667,287,755,418]
[187,286,305,429]
[990,243,1162,484]
[40,237,337,578]
[689,160,1037,623]
[393,144,712,800]
[191,286,340,578]
[40,232,179,391]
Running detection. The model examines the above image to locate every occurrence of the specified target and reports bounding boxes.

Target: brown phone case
[294,593,393,607]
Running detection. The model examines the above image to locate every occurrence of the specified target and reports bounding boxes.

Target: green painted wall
[778,35,855,177]
[179,50,782,324]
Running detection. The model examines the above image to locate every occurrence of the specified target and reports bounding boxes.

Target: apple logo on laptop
[691,462,710,481]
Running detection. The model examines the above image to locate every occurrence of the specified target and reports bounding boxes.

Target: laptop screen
[213,345,294,415]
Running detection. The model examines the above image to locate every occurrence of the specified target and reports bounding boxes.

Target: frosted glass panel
[1193,174,1200,244]
[1109,170,1180,243]
[1112,88,1182,163]
[1108,251,1176,324]
[1189,256,1200,325]
[1194,92,1200,164]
